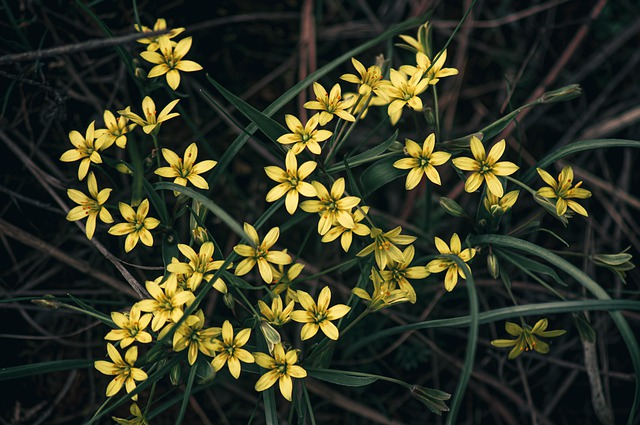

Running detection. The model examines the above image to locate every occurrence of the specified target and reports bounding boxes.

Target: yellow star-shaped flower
[141,36,203,90]
[452,136,519,197]
[393,133,451,189]
[277,114,332,155]
[264,150,317,214]
[155,142,217,190]
[65,172,113,239]
[254,342,307,401]
[290,286,351,341]
[108,199,161,252]
[60,121,104,180]
[303,82,355,125]
[118,96,180,135]
[426,233,476,292]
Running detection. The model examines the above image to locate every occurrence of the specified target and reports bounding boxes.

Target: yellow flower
[277,114,332,155]
[491,318,566,359]
[426,233,476,292]
[166,242,228,292]
[340,57,390,96]
[400,50,458,85]
[141,36,203,90]
[105,305,153,348]
[112,403,148,425]
[65,172,113,240]
[172,310,221,365]
[210,320,255,379]
[59,121,103,180]
[321,206,371,251]
[357,226,417,270]
[452,136,519,197]
[352,269,412,312]
[155,142,217,191]
[484,190,519,217]
[94,343,148,399]
[108,199,161,252]
[379,245,429,303]
[254,342,307,401]
[393,134,451,189]
[299,178,361,235]
[290,286,351,341]
[303,82,355,125]
[136,277,195,332]
[258,295,295,326]
[396,21,431,55]
[536,165,591,217]
[118,96,180,135]
[135,18,185,52]
[265,150,317,214]
[95,109,136,149]
[233,223,292,283]
[379,69,430,125]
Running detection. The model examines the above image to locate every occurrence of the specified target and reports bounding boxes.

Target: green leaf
[155,182,245,239]
[175,360,198,425]
[205,76,288,142]
[359,155,405,197]
[306,368,378,387]
[325,130,399,174]
[521,139,640,184]
[495,248,566,286]
[0,359,93,381]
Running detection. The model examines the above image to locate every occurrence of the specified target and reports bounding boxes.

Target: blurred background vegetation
[1,0,639,424]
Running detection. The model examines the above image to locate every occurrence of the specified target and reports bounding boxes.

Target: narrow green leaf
[204,77,288,142]
[155,182,245,239]
[0,359,93,381]
[346,299,640,354]
[521,139,640,184]
[360,155,405,197]
[175,360,198,425]
[306,368,378,387]
[325,130,399,174]
[495,248,565,286]
[445,256,478,425]
[142,178,169,225]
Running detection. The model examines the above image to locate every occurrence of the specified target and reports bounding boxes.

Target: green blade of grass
[0,359,93,381]
[521,139,640,184]
[306,368,379,387]
[446,256,478,425]
[346,299,640,353]
[174,359,198,425]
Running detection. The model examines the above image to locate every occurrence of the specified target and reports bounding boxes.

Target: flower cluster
[55,17,598,424]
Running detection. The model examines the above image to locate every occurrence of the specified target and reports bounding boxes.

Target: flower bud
[487,252,499,279]
[192,226,210,245]
[115,163,133,175]
[410,385,450,415]
[170,362,182,386]
[223,293,235,310]
[439,197,466,217]
[540,84,582,103]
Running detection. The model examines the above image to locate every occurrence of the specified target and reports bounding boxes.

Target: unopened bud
[410,385,450,416]
[32,295,61,309]
[423,107,436,128]
[540,84,582,103]
[223,293,235,310]
[259,321,281,355]
[170,362,181,386]
[192,226,210,244]
[439,197,466,217]
[115,163,133,175]
[487,252,499,279]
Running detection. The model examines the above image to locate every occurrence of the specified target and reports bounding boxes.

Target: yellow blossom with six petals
[303,82,355,125]
[233,223,292,283]
[155,142,217,191]
[536,165,591,217]
[290,286,351,341]
[94,343,148,399]
[277,114,332,155]
[426,233,476,292]
[264,150,317,214]
[254,342,307,401]
[141,36,203,90]
[210,320,255,379]
[65,172,113,239]
[393,134,451,189]
[59,121,104,180]
[118,96,180,135]
[452,136,519,197]
[108,199,161,252]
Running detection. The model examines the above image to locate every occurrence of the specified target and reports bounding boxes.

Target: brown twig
[0,29,169,65]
